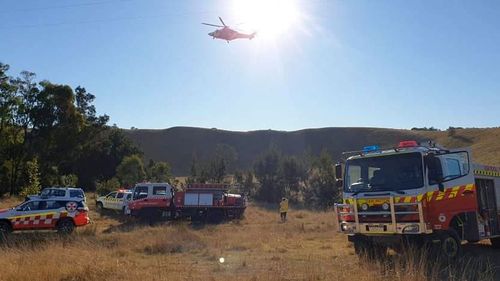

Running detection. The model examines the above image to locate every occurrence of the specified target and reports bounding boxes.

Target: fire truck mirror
[335,163,343,180]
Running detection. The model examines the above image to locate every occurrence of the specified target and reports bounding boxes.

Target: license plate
[368,225,385,232]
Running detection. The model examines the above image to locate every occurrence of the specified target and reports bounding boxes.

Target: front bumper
[338,221,429,235]
[334,197,432,235]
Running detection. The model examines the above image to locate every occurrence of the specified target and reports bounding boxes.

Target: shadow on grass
[359,244,495,281]
[0,231,76,249]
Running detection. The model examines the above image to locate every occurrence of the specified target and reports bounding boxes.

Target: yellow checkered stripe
[7,212,57,220]
[474,169,500,178]
[105,198,122,202]
[344,184,475,205]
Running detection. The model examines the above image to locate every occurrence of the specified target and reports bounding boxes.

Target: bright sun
[232,0,301,38]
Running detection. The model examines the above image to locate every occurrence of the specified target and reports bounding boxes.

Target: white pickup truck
[96,190,132,213]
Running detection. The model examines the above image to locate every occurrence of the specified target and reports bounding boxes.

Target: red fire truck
[125,182,246,222]
[333,141,500,259]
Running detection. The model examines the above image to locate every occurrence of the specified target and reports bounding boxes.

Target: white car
[27,187,86,202]
[96,190,132,213]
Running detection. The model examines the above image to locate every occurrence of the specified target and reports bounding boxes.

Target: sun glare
[232,0,301,39]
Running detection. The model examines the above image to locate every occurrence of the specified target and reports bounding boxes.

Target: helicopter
[202,17,256,43]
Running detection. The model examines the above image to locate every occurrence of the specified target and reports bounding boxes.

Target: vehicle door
[104,192,117,209]
[115,192,126,210]
[131,186,150,209]
[11,200,49,230]
[476,179,499,235]
[425,149,476,226]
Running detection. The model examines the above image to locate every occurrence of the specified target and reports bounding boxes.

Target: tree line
[188,144,340,209]
[0,62,153,196]
[1,62,339,208]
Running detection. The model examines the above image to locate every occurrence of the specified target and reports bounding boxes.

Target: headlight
[382,203,390,210]
[360,203,369,211]
[402,224,420,233]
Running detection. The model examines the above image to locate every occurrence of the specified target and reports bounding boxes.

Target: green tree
[95,177,121,195]
[0,62,142,195]
[242,170,256,197]
[19,158,41,197]
[305,150,339,209]
[149,161,173,183]
[279,156,308,202]
[253,146,282,203]
[59,174,78,187]
[116,155,146,187]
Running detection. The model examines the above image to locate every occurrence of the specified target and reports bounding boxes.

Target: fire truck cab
[334,141,500,259]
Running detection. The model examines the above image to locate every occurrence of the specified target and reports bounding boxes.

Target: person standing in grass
[279,197,289,222]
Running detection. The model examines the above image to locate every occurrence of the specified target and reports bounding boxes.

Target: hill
[124,127,500,175]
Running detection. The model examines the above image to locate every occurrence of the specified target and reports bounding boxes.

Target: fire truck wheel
[57,218,75,234]
[439,231,462,260]
[0,221,12,238]
[489,237,500,249]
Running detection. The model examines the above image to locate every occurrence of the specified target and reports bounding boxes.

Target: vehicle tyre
[490,237,500,249]
[0,221,12,238]
[439,230,462,261]
[57,219,75,234]
[96,202,104,211]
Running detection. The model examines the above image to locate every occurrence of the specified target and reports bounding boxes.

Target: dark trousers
[280,212,287,222]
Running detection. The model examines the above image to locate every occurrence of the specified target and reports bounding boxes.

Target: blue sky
[1,0,499,131]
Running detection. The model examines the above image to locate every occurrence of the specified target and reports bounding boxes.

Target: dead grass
[0,197,496,281]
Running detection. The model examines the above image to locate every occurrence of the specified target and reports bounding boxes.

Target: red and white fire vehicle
[125,182,246,221]
[0,198,90,236]
[334,141,500,259]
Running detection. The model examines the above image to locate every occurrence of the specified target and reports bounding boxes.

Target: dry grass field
[0,195,497,281]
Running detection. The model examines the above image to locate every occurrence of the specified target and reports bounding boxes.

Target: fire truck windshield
[345,152,424,193]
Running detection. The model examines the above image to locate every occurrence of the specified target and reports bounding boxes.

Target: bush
[95,177,120,195]
[19,159,41,197]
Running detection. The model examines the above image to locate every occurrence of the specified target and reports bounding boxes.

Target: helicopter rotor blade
[219,17,227,27]
[202,23,224,28]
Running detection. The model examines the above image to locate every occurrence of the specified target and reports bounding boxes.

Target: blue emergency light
[362,145,380,153]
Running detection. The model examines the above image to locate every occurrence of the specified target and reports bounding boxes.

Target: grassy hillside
[0,196,496,281]
[124,127,500,175]
[413,128,500,166]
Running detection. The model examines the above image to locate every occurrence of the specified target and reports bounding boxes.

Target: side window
[107,192,117,198]
[53,190,66,197]
[42,201,61,210]
[153,186,167,196]
[441,151,469,180]
[445,159,461,178]
[426,151,469,184]
[126,194,132,200]
[116,193,125,199]
[17,201,40,211]
[133,186,148,200]
[70,190,84,198]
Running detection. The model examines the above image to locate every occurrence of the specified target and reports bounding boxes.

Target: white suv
[27,187,86,202]
[96,190,132,213]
